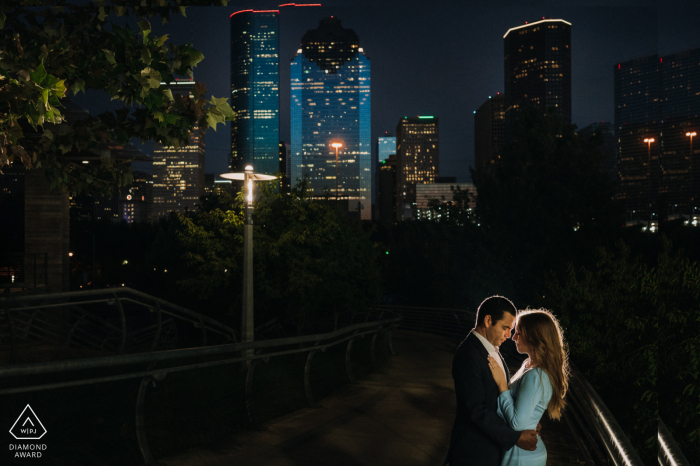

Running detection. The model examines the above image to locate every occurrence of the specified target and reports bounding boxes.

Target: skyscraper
[291,17,371,220]
[230,9,279,175]
[614,55,661,222]
[474,93,505,168]
[615,48,700,223]
[396,116,439,221]
[377,153,397,226]
[659,48,700,220]
[504,19,572,139]
[152,80,206,219]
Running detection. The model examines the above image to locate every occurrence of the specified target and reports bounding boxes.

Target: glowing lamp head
[687,132,697,137]
[331,142,343,149]
[245,165,254,172]
[644,138,655,143]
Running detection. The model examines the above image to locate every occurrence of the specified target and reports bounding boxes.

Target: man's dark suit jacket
[443,332,521,466]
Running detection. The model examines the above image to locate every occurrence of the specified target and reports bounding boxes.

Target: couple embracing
[444,296,570,466]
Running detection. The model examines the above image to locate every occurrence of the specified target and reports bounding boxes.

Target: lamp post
[644,138,655,229]
[220,166,277,363]
[331,142,343,201]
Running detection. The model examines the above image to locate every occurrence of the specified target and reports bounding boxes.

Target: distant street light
[220,165,277,364]
[643,138,656,229]
[331,142,343,201]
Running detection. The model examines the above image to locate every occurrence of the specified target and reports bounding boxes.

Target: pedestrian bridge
[0,291,689,466]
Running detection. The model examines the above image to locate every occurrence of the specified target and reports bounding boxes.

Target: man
[444,296,539,466]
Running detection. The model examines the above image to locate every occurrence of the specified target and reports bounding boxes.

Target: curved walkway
[161,330,585,466]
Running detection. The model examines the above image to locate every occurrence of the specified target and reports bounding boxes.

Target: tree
[173,179,382,334]
[0,0,233,194]
[471,108,623,302]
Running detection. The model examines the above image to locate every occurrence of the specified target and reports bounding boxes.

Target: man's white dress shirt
[471,329,506,379]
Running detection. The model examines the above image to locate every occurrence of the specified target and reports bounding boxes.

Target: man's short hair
[476,296,517,327]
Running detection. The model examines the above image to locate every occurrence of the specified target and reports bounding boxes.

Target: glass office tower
[504,19,572,140]
[230,10,279,175]
[291,17,371,219]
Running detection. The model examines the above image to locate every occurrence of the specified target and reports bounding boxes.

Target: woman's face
[512,324,531,355]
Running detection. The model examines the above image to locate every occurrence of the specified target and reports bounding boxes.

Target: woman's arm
[497,369,545,431]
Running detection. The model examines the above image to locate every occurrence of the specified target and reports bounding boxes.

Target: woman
[487,309,569,466]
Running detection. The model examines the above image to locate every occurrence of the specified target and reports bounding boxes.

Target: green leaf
[163,88,174,101]
[206,112,218,131]
[0,12,5,30]
[141,48,151,66]
[30,61,47,85]
[138,19,151,39]
[103,49,116,65]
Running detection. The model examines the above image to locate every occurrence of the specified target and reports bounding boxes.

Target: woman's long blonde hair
[511,308,570,420]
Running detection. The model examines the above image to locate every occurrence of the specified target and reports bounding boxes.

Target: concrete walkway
[161,330,457,466]
[161,330,587,466]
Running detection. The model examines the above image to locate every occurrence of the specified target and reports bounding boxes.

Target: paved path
[161,330,586,466]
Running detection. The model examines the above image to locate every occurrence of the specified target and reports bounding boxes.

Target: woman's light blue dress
[497,368,553,466]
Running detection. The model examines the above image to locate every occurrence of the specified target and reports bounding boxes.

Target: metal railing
[376,304,675,466]
[659,418,691,466]
[0,289,401,465]
[0,287,238,364]
[0,252,48,290]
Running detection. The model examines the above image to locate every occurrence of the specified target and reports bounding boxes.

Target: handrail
[0,287,238,361]
[567,363,645,466]
[0,287,236,340]
[0,317,400,379]
[0,304,401,465]
[659,418,691,466]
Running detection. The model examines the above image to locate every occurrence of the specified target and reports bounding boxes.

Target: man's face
[484,312,516,347]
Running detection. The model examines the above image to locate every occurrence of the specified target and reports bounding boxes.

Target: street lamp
[331,142,343,201]
[644,138,655,229]
[220,165,277,363]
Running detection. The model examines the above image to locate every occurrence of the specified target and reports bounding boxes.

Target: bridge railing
[0,287,239,364]
[659,418,692,466]
[0,289,401,465]
[374,305,680,466]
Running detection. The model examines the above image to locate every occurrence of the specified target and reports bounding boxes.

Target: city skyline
[72,2,699,185]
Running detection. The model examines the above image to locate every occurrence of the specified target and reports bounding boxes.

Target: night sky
[75,0,700,183]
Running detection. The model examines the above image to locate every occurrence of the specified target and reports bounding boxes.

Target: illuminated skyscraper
[230,9,279,175]
[504,19,571,139]
[291,17,371,219]
[615,48,700,223]
[659,48,700,220]
[474,93,505,168]
[152,80,206,219]
[615,55,661,222]
[396,116,439,221]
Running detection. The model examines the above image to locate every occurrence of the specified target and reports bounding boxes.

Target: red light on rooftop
[230,9,252,17]
[230,9,279,17]
[660,57,663,63]
[618,64,621,69]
